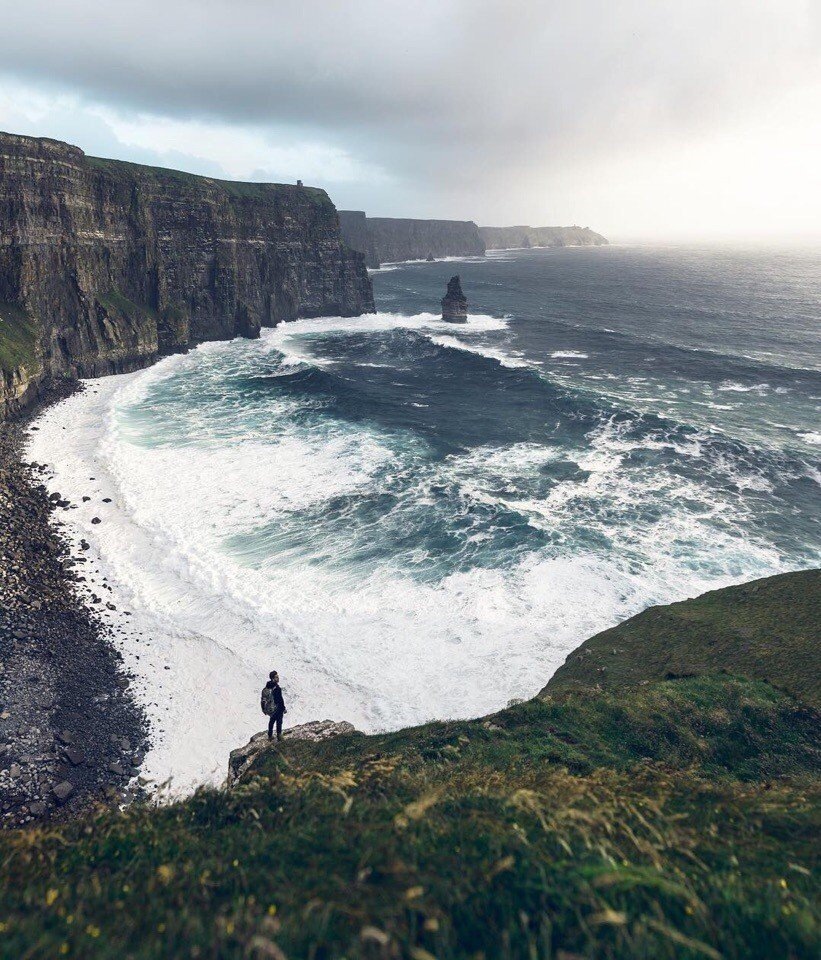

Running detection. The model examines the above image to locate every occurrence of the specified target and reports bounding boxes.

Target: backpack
[260,685,276,716]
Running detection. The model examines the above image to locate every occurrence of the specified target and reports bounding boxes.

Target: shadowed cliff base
[0,131,374,421]
[0,570,818,957]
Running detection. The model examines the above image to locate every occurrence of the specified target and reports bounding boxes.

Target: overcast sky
[1,0,819,240]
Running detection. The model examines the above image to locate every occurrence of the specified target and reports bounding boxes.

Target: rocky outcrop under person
[0,132,375,420]
[227,720,358,787]
[339,212,485,265]
[442,275,468,322]
[479,224,608,249]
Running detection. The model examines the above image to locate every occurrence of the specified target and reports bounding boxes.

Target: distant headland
[339,211,608,268]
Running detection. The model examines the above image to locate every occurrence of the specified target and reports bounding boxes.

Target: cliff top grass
[1,672,818,959]
[0,302,38,374]
[86,154,332,207]
[2,571,818,959]
[545,569,821,707]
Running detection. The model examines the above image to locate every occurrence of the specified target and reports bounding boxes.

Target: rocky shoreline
[0,384,148,827]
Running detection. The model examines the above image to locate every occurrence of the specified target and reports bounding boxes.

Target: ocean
[28,244,821,791]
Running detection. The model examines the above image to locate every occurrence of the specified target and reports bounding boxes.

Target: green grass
[86,156,332,207]
[545,570,821,707]
[2,573,818,958]
[0,301,39,374]
[1,675,818,959]
[97,290,158,322]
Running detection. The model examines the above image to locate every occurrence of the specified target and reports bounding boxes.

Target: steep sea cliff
[339,211,485,266]
[0,133,374,418]
[480,224,608,249]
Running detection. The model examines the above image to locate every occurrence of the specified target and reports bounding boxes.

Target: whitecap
[426,334,531,369]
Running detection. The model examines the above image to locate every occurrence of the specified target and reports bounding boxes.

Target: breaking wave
[27,248,821,793]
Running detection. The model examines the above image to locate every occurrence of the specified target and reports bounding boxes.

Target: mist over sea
[29,245,821,791]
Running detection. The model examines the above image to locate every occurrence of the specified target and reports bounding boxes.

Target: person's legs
[276,712,283,741]
[268,714,275,739]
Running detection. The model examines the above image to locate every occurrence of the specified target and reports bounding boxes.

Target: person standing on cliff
[261,671,286,741]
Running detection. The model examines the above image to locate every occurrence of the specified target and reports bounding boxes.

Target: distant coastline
[339,211,608,268]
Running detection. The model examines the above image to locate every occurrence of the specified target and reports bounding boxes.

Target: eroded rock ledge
[227,720,358,787]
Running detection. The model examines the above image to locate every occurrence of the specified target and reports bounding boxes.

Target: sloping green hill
[544,570,820,707]
[1,573,819,959]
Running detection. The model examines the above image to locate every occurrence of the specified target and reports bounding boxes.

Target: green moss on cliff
[545,570,821,707]
[98,290,158,322]
[0,302,38,374]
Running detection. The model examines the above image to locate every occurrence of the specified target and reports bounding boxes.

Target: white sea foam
[717,381,769,394]
[550,350,589,359]
[27,313,788,795]
[426,334,531,369]
[798,431,821,445]
[267,310,509,338]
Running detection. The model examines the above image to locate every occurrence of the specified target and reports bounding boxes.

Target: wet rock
[52,781,74,803]
[64,746,85,766]
[441,275,468,322]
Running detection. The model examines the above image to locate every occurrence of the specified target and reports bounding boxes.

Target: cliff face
[0,133,374,419]
[337,210,380,268]
[480,225,608,249]
[367,217,485,262]
[339,212,485,265]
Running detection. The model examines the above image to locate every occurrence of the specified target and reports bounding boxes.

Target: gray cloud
[1,0,819,235]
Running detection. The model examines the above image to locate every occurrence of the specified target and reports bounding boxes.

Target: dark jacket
[266,681,286,715]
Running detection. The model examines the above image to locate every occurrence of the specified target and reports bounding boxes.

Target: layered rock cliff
[480,224,608,249]
[337,210,380,268]
[0,132,374,419]
[441,275,468,322]
[339,212,485,265]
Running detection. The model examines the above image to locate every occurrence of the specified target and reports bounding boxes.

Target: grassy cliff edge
[544,570,820,707]
[1,570,818,959]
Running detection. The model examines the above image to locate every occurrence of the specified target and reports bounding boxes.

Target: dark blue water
[93,244,820,729]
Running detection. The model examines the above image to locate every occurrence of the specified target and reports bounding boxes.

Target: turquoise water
[67,245,821,739]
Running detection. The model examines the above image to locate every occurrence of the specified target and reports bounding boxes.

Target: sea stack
[442,275,468,322]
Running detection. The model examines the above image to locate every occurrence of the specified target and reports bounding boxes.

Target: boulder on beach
[442,275,468,322]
